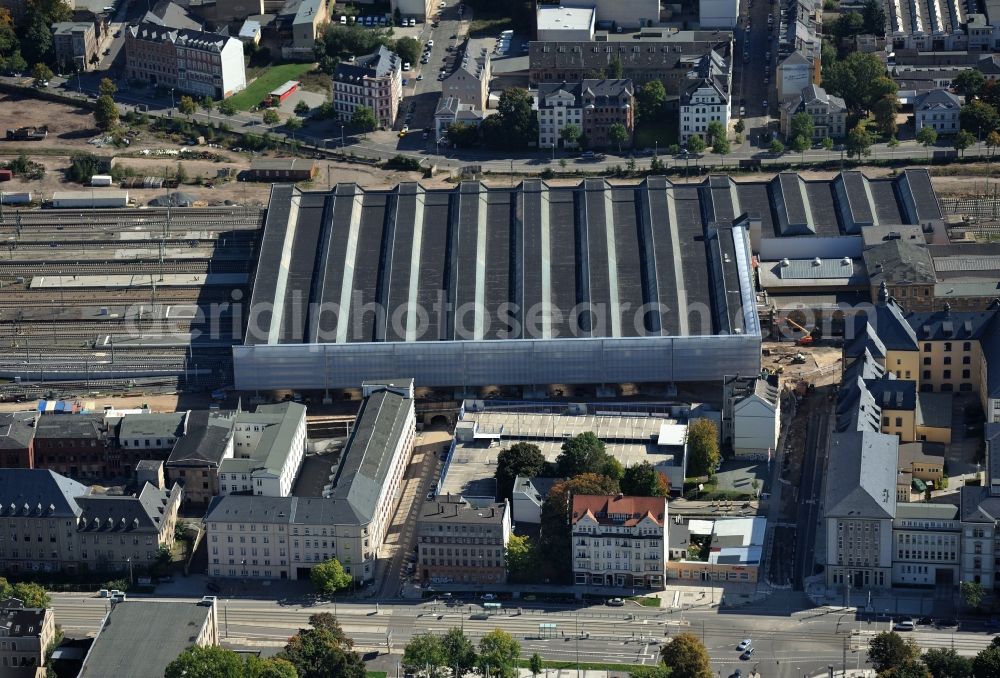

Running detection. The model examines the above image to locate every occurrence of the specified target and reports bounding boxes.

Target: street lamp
[126,557,133,585]
[169,87,175,111]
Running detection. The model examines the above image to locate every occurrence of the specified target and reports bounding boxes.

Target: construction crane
[782,317,817,346]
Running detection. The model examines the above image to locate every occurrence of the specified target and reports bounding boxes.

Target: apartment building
[537,79,635,150]
[205,381,415,582]
[528,30,733,94]
[416,495,511,585]
[914,89,962,134]
[0,468,181,575]
[52,21,99,72]
[571,494,668,589]
[722,373,780,460]
[823,430,897,589]
[332,45,402,128]
[124,22,247,99]
[108,411,188,475]
[441,40,491,111]
[0,412,36,469]
[891,502,960,587]
[32,415,108,480]
[779,84,847,140]
[958,424,1000,588]
[678,52,731,144]
[165,411,236,507]
[863,241,937,312]
[218,402,307,498]
[0,601,56,675]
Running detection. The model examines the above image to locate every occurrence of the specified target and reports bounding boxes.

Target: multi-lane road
[50,593,1000,677]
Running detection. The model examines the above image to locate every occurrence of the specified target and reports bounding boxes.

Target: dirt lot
[0,93,428,206]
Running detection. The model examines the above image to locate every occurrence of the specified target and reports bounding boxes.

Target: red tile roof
[570,494,666,527]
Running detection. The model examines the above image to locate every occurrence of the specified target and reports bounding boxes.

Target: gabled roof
[863,239,936,286]
[571,494,666,527]
[127,21,232,51]
[800,84,845,111]
[334,45,398,81]
[836,375,882,434]
[0,469,89,518]
[914,88,961,111]
[824,430,897,520]
[166,410,234,466]
[75,482,178,534]
[0,412,36,450]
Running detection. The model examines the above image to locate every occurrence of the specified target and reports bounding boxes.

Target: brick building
[0,412,36,469]
[416,495,511,585]
[32,415,108,480]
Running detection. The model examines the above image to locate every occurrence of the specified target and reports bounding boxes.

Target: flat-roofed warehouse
[233,177,762,391]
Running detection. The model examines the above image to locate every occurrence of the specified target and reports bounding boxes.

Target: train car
[49,190,129,208]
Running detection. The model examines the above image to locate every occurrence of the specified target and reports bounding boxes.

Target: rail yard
[0,206,263,398]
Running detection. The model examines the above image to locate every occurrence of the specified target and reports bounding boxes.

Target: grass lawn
[630,596,662,607]
[469,16,514,36]
[366,673,387,678]
[228,62,316,110]
[634,113,678,150]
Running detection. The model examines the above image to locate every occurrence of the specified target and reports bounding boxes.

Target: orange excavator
[783,317,817,346]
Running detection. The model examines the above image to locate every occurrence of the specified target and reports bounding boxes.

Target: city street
[49,592,1000,677]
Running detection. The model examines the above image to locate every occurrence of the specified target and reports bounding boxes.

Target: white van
[340,15,347,24]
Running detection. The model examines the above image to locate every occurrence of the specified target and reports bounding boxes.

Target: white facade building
[913,88,961,134]
[556,0,659,30]
[537,84,582,149]
[217,402,307,498]
[205,380,416,583]
[891,503,960,587]
[511,476,559,524]
[699,0,739,29]
[678,52,731,144]
[536,5,596,41]
[571,494,668,588]
[722,374,780,460]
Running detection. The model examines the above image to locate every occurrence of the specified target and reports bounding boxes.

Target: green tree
[705,120,726,146]
[178,95,197,116]
[790,112,815,142]
[881,660,931,678]
[556,432,608,477]
[4,51,27,75]
[529,653,543,677]
[263,108,281,126]
[316,24,393,61]
[972,641,1000,678]
[505,533,538,583]
[621,461,670,496]
[954,69,986,98]
[822,136,835,151]
[176,162,188,184]
[295,100,311,116]
[441,627,476,677]
[917,125,938,158]
[637,80,666,120]
[245,656,298,678]
[846,123,874,159]
[403,633,447,676]
[285,117,303,131]
[868,632,920,673]
[961,580,986,608]
[165,645,245,678]
[873,94,900,137]
[559,123,582,148]
[833,11,864,38]
[200,96,214,113]
[310,558,353,595]
[608,56,623,79]
[10,582,49,608]
[98,76,117,97]
[21,16,53,68]
[31,62,52,85]
[394,36,421,65]
[712,133,730,161]
[686,418,720,478]
[218,98,238,116]
[734,118,745,135]
[492,87,536,149]
[862,0,887,35]
[986,130,1000,157]
[277,613,365,678]
[791,134,810,158]
[769,138,785,155]
[923,648,972,678]
[686,134,706,155]
[659,632,712,678]
[823,52,895,113]
[477,629,519,678]
[953,129,976,156]
[447,121,480,148]
[351,106,377,133]
[94,94,119,131]
[960,100,999,136]
[494,442,546,502]
[539,473,620,582]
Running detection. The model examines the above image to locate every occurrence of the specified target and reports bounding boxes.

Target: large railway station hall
[234,177,762,392]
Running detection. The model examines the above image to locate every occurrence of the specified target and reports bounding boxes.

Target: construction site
[0,205,264,399]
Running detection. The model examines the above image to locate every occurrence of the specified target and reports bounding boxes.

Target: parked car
[737,639,752,651]
[740,648,755,660]
[199,596,217,606]
[607,598,625,607]
[98,589,110,598]
[894,619,915,631]
[481,593,497,601]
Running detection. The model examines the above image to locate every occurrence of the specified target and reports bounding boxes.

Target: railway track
[0,260,249,276]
